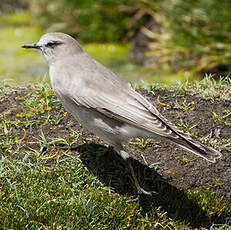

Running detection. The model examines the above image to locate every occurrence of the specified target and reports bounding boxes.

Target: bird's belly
[72,107,158,144]
[72,107,129,144]
[57,97,127,143]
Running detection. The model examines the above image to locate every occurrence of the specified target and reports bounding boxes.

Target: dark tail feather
[147,102,222,162]
[169,133,222,163]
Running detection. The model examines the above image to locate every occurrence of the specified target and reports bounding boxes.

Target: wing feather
[70,87,178,138]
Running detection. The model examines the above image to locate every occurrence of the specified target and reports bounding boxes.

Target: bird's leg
[127,157,154,196]
[113,145,157,198]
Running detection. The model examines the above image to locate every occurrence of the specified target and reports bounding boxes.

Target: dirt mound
[0,87,230,196]
[134,89,231,196]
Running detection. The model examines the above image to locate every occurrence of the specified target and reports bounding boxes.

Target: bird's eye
[47,42,53,46]
[45,41,63,48]
[46,42,55,47]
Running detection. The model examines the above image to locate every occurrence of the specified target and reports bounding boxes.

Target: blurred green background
[1,0,231,85]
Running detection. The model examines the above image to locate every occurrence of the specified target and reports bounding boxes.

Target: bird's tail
[168,131,222,163]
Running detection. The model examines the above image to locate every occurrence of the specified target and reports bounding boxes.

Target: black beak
[22,43,40,49]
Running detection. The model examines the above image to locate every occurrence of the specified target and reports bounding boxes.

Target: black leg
[127,158,157,195]
[112,145,157,200]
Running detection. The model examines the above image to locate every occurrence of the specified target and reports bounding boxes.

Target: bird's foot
[126,187,157,203]
[138,187,157,196]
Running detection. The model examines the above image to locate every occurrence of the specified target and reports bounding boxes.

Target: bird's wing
[55,54,179,138]
[70,86,222,162]
[69,84,179,139]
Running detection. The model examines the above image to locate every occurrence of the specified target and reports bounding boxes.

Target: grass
[0,78,230,229]
[133,74,231,102]
[1,156,230,229]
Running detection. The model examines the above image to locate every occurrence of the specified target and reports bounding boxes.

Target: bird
[22,32,222,196]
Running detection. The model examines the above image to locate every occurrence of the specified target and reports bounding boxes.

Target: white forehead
[38,32,75,45]
[38,33,61,44]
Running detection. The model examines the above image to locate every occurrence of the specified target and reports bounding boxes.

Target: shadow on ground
[77,143,229,229]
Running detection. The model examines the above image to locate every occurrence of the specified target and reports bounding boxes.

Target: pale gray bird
[22,32,222,196]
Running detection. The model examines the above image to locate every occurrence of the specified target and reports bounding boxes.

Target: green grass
[133,74,231,101]
[0,79,230,229]
[1,156,230,229]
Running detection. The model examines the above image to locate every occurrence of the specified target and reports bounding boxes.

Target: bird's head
[22,32,83,64]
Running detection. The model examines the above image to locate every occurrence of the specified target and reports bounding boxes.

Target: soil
[0,87,230,197]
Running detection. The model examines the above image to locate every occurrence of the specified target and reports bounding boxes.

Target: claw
[126,197,139,203]
[138,187,157,196]
[126,189,157,202]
